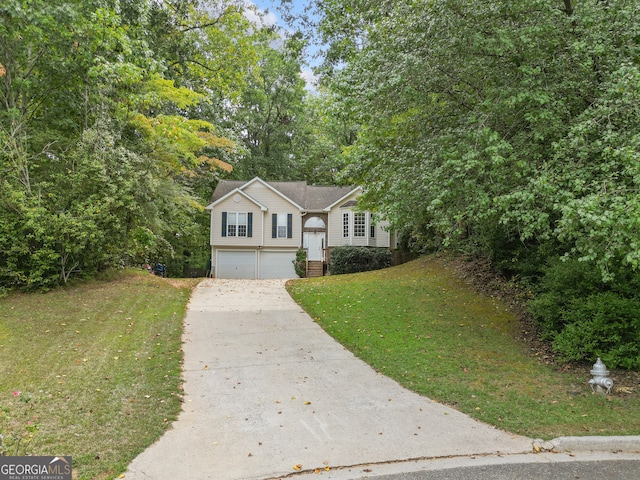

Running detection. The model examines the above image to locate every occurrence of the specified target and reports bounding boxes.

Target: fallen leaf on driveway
[293,464,302,471]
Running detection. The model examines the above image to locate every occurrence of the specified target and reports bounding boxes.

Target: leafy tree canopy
[0,0,307,289]
[311,0,640,282]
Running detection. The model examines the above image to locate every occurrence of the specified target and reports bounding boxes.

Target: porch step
[306,261,324,278]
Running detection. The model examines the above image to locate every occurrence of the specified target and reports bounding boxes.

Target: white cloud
[243,1,278,28]
[244,1,319,90]
[300,68,318,90]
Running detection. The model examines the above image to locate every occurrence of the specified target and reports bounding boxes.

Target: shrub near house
[330,246,392,275]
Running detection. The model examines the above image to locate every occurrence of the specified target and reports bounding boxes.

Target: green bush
[529,258,640,368]
[528,258,605,338]
[329,246,391,275]
[553,292,640,369]
[293,248,307,278]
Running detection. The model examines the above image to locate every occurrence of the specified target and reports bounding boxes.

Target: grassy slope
[0,270,199,479]
[287,256,640,439]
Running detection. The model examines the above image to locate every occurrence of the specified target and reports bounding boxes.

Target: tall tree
[228,32,309,180]
[0,0,263,288]
[292,89,356,185]
[314,0,640,278]
[307,0,640,366]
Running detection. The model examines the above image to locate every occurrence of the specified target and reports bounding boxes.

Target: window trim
[343,212,350,238]
[353,212,366,238]
[272,213,293,239]
[222,211,252,238]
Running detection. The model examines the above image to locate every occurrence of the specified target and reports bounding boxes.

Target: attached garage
[216,250,256,279]
[258,250,297,279]
[215,250,297,279]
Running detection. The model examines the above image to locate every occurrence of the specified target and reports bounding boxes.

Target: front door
[304,232,325,261]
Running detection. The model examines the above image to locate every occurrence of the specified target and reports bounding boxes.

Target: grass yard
[0,270,199,479]
[286,256,640,440]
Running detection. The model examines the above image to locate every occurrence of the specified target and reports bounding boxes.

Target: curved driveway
[124,279,533,480]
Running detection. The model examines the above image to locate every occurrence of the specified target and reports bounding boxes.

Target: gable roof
[245,178,307,210]
[206,187,268,211]
[323,186,363,211]
[208,178,357,212]
[306,185,357,210]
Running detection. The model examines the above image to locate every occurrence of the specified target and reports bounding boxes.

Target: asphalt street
[286,453,640,480]
[369,459,640,480]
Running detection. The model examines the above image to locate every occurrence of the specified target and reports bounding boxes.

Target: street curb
[533,436,640,453]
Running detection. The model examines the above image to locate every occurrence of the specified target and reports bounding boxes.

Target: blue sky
[246,0,320,86]
[246,0,280,27]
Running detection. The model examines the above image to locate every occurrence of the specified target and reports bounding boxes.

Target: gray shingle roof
[306,185,355,210]
[210,180,246,202]
[210,179,356,211]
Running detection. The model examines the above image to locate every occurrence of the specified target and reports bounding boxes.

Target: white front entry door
[304,232,325,261]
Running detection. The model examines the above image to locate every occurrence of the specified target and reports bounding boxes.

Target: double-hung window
[277,214,288,238]
[272,213,293,239]
[222,212,252,237]
[370,213,376,238]
[343,213,349,238]
[353,213,366,237]
[228,212,246,237]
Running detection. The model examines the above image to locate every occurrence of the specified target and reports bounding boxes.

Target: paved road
[286,453,640,480]
[366,459,640,480]
[123,279,640,480]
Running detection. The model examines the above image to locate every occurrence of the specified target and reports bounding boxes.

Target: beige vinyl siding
[328,214,368,247]
[329,211,373,247]
[244,182,301,248]
[327,209,347,246]
[327,192,358,247]
[210,195,263,246]
[327,192,392,248]
[370,221,391,248]
[243,182,296,207]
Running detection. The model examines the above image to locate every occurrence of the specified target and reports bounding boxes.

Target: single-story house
[205,177,396,279]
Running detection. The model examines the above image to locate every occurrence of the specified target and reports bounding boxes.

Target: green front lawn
[2,257,638,480]
[287,256,640,439]
[0,271,199,479]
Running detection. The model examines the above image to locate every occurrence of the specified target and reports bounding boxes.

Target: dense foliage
[312,0,640,276]
[3,0,639,366]
[329,246,391,275]
[529,259,640,368]
[0,0,325,289]
[285,0,640,367]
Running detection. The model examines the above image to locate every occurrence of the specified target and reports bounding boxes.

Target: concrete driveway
[123,279,534,480]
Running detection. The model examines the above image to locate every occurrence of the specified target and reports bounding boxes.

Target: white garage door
[217,251,256,279]
[259,251,297,279]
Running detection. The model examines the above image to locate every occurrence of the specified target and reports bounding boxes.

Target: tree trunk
[563,0,574,16]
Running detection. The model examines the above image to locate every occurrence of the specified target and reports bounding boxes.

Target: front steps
[306,261,324,278]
